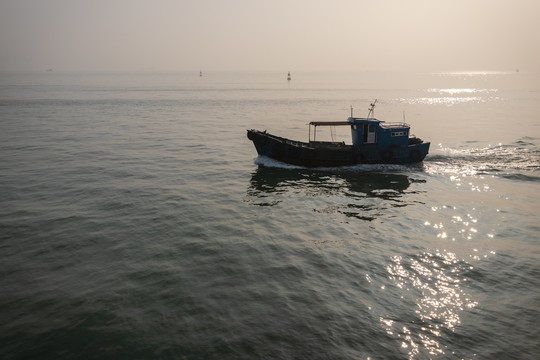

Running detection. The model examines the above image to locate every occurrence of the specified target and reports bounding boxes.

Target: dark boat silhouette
[247,100,430,167]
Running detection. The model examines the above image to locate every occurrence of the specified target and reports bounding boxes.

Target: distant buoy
[200,71,202,77]
[287,71,291,81]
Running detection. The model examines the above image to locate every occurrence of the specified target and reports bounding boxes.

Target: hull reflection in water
[247,160,426,221]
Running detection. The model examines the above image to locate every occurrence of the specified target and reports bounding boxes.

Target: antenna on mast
[367,99,377,118]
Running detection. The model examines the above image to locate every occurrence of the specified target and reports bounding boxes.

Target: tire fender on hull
[381,150,392,162]
[409,149,422,162]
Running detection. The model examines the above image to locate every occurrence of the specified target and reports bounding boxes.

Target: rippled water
[1,71,539,359]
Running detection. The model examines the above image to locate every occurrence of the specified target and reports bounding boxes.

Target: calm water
[1,71,539,359]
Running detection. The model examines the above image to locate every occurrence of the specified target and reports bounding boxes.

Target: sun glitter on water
[383,250,479,358]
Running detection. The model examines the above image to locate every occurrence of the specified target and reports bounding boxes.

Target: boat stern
[407,141,430,162]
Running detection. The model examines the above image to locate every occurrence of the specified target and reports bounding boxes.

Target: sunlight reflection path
[384,250,479,358]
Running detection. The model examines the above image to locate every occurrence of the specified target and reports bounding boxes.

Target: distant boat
[247,100,430,167]
[287,71,291,81]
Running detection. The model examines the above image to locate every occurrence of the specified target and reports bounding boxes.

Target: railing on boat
[379,122,410,129]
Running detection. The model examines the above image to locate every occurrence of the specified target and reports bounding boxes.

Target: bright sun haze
[0,0,538,73]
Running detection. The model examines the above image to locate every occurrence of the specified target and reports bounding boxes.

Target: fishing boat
[247,100,430,167]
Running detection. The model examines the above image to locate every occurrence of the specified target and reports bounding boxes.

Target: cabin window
[391,131,406,137]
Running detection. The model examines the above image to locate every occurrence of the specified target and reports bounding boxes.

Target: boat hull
[247,129,430,167]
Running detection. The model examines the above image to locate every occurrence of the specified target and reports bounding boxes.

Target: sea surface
[1,71,539,359]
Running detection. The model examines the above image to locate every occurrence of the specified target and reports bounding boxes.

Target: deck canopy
[309,121,351,126]
[308,121,352,143]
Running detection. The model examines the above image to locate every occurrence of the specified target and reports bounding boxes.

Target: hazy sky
[1,0,539,72]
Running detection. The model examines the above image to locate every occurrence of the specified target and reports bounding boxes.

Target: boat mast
[367,99,377,118]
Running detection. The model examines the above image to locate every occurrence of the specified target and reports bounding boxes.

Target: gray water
[1,71,539,359]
